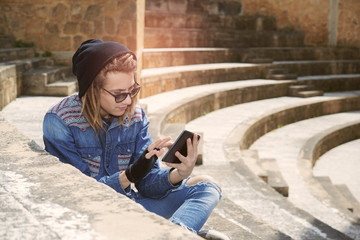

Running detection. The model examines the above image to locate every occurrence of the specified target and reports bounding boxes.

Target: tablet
[162,130,201,163]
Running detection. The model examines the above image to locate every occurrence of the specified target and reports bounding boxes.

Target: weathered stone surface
[0,114,200,240]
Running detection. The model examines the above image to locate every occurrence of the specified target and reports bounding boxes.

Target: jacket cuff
[98,172,130,195]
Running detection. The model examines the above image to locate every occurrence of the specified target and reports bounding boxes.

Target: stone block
[0,66,17,109]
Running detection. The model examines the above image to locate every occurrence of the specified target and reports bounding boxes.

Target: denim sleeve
[133,110,179,198]
[43,113,128,195]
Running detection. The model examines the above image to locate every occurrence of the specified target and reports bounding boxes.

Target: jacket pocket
[78,147,102,177]
[117,142,135,172]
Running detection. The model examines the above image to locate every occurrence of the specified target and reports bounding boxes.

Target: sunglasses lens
[115,93,127,103]
[130,86,141,97]
[112,84,141,103]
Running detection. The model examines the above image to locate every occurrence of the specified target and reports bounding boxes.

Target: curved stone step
[143,47,360,69]
[192,163,350,240]
[298,119,360,219]
[140,63,269,97]
[142,47,238,69]
[297,74,360,92]
[145,11,277,31]
[140,79,291,140]
[250,112,360,238]
[184,92,360,238]
[273,59,360,76]
[237,47,360,62]
[205,197,292,240]
[145,27,304,48]
[313,139,360,217]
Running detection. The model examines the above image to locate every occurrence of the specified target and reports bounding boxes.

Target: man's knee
[186,175,221,192]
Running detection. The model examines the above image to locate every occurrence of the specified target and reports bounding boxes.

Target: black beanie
[72,39,137,98]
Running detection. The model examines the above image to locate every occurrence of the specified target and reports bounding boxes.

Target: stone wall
[337,0,360,47]
[0,0,144,52]
[0,0,359,51]
[240,0,360,47]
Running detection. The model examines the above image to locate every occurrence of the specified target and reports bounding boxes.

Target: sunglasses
[102,82,141,103]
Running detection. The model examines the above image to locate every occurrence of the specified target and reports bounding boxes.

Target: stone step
[265,67,298,80]
[185,91,360,238]
[22,66,74,96]
[240,149,268,183]
[315,176,356,215]
[250,112,360,237]
[237,47,360,62]
[288,83,324,98]
[0,48,35,62]
[203,212,262,240]
[140,63,267,97]
[142,47,239,69]
[0,115,199,239]
[297,74,360,92]
[142,47,360,69]
[0,57,54,73]
[273,60,360,77]
[45,77,78,96]
[192,163,350,239]
[269,73,298,80]
[145,11,277,31]
[214,30,305,48]
[259,158,289,197]
[144,27,305,48]
[288,84,315,95]
[141,79,291,144]
[335,184,360,218]
[296,90,324,98]
[246,57,273,64]
[204,197,291,240]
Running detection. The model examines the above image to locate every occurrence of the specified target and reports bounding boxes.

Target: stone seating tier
[0,114,199,239]
[144,27,305,48]
[182,92,360,239]
[145,11,277,31]
[142,47,360,69]
[249,111,360,238]
[140,60,360,98]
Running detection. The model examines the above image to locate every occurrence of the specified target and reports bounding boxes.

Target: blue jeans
[135,179,222,233]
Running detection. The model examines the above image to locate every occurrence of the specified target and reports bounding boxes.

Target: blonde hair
[81,53,137,134]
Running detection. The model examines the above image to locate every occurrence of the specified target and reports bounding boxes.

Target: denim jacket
[43,94,176,199]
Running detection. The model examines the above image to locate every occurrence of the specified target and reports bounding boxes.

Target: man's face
[99,71,135,118]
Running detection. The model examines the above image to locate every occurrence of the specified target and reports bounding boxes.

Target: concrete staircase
[0,40,77,98]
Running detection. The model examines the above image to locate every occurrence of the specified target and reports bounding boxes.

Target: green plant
[42,50,52,57]
[15,40,34,48]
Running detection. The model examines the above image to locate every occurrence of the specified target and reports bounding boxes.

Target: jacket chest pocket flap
[117,142,135,172]
[78,147,102,177]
